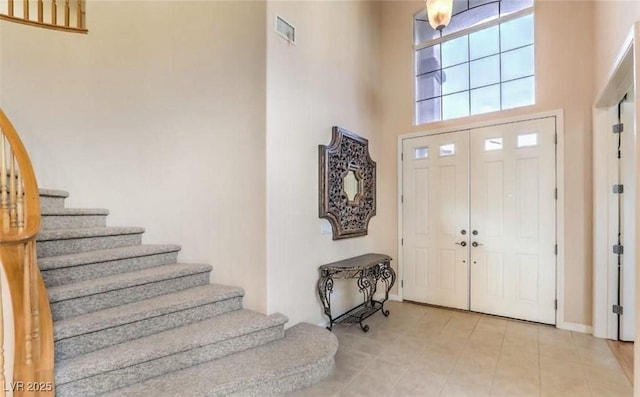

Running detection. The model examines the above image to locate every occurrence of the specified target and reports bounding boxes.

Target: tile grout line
[487,319,508,396]
[570,331,596,397]
[537,324,542,397]
[436,313,481,397]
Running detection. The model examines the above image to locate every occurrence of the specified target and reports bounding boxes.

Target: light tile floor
[290,301,633,397]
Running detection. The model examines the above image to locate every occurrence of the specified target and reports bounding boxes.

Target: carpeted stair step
[55,310,289,397]
[54,284,244,360]
[37,226,145,257]
[40,244,182,287]
[39,189,69,210]
[106,323,337,397]
[41,208,109,230]
[48,263,212,320]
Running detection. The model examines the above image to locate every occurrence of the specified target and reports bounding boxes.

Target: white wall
[0,1,268,312]
[377,0,595,327]
[265,1,397,326]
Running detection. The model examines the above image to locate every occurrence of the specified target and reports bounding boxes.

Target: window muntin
[414,0,534,124]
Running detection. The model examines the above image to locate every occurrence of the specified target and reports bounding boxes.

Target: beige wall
[594,1,640,97]
[0,1,268,312]
[265,1,397,325]
[377,0,595,326]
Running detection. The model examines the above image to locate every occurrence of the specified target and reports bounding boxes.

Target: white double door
[402,117,557,324]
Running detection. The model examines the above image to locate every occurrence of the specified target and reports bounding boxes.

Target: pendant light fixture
[426,0,453,31]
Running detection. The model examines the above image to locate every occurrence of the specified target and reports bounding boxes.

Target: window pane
[501,45,534,81]
[440,143,456,156]
[442,63,469,95]
[415,146,429,159]
[417,97,442,124]
[442,91,470,120]
[442,2,499,36]
[415,16,439,44]
[500,13,534,51]
[470,55,499,88]
[471,84,500,114]
[469,25,499,60]
[500,0,533,16]
[470,0,498,8]
[517,133,537,147]
[485,137,503,151]
[441,36,469,68]
[452,0,470,16]
[416,45,442,75]
[417,71,442,100]
[502,76,534,110]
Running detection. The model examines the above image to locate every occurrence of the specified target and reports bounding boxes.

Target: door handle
[472,241,483,247]
[456,241,467,247]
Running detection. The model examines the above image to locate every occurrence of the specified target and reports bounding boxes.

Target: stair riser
[40,196,66,210]
[228,357,335,397]
[55,296,243,360]
[37,234,143,257]
[50,272,210,321]
[42,215,107,230]
[42,251,180,288]
[55,325,285,397]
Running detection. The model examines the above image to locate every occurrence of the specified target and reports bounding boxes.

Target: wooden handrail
[0,0,87,34]
[0,108,54,396]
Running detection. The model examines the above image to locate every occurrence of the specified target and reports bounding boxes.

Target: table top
[319,253,392,271]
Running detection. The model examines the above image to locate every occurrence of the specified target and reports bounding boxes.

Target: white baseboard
[557,321,593,334]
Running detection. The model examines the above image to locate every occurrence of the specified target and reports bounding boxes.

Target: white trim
[555,110,566,329]
[397,109,565,326]
[397,136,405,302]
[557,321,593,335]
[592,24,637,341]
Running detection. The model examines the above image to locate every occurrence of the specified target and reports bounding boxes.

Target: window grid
[414,1,534,124]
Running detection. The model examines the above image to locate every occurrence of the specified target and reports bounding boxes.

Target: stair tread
[37,226,145,242]
[39,189,69,198]
[56,309,289,385]
[48,262,212,303]
[39,244,181,271]
[107,323,336,397]
[41,208,109,216]
[54,284,244,340]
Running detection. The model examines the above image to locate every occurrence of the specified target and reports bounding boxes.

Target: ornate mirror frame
[318,126,376,240]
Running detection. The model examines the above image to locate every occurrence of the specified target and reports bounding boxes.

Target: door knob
[456,241,467,247]
[472,241,483,247]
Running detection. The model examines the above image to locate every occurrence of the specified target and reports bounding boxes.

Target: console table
[317,253,396,332]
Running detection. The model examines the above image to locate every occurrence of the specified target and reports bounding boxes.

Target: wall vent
[275,16,296,45]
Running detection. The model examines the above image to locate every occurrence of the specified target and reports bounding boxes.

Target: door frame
[593,23,640,344]
[397,109,566,327]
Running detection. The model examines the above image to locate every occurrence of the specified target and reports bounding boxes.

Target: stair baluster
[0,0,86,33]
[51,0,57,25]
[0,108,54,396]
[1,137,8,232]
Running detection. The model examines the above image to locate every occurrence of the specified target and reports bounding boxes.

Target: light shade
[426,0,453,31]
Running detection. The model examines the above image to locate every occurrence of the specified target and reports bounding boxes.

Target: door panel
[469,118,556,324]
[402,131,469,309]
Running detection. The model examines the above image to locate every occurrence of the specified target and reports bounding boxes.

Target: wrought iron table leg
[356,269,377,332]
[317,272,334,330]
[379,261,396,317]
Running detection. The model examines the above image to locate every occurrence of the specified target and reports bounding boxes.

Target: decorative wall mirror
[318,126,376,240]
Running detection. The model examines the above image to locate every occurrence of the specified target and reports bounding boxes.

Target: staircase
[37,189,337,396]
